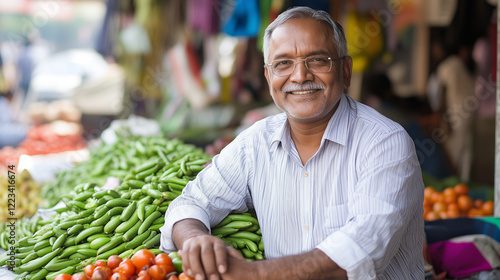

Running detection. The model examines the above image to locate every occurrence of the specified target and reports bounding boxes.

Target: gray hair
[263,6,348,64]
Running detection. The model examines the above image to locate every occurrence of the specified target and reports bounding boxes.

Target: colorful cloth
[425,217,500,278]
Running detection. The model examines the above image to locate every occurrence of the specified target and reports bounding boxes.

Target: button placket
[301,167,313,250]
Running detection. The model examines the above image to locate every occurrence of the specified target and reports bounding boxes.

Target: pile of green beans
[0,136,211,280]
[41,136,205,208]
[211,211,265,261]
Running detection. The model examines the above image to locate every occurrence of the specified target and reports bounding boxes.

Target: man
[160,6,424,280]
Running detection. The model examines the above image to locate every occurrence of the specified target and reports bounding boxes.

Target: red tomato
[110,272,127,280]
[118,259,136,278]
[154,254,175,274]
[108,255,123,270]
[95,260,107,267]
[94,266,112,279]
[71,273,88,280]
[91,270,108,280]
[148,265,168,280]
[54,274,73,280]
[132,249,156,271]
[178,272,195,280]
[84,264,96,278]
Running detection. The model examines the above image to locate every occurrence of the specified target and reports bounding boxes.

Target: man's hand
[179,235,246,280]
[172,219,346,280]
[172,218,248,280]
[218,250,261,280]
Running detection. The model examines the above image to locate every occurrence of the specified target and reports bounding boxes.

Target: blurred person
[469,36,495,186]
[16,39,35,98]
[16,33,50,98]
[435,41,477,182]
[0,49,29,147]
[161,6,424,279]
[0,52,11,123]
[0,89,29,148]
[0,52,8,97]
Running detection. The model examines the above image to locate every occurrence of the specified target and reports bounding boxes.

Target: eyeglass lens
[271,57,332,76]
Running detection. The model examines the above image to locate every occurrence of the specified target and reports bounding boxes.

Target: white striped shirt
[160,94,425,279]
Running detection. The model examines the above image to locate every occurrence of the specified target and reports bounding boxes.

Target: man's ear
[264,66,271,86]
[342,56,353,89]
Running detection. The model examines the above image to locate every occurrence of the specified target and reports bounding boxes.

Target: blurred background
[0,0,497,189]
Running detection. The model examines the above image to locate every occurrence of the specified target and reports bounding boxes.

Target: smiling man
[160,6,424,280]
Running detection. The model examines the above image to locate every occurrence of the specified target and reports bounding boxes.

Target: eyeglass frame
[264,56,346,77]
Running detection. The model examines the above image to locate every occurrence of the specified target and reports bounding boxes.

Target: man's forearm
[253,248,347,280]
[172,219,347,279]
[172,218,209,250]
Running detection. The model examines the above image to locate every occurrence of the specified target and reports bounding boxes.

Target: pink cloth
[188,0,219,34]
[429,240,492,278]
[428,234,500,278]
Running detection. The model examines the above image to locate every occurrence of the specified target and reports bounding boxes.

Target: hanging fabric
[166,39,214,109]
[222,0,260,37]
[188,0,220,35]
[345,9,384,72]
[200,35,221,98]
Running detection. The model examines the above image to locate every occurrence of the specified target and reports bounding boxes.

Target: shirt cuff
[316,230,376,279]
[159,205,212,253]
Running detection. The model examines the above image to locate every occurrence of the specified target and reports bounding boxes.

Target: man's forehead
[269,18,334,55]
[271,18,331,40]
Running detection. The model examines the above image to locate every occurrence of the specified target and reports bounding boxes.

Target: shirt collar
[270,114,291,153]
[323,93,351,146]
[270,94,352,151]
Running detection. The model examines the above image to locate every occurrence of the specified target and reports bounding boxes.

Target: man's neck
[288,112,334,165]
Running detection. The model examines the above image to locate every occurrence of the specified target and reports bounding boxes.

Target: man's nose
[289,60,313,82]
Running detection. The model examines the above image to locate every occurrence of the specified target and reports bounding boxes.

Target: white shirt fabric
[160,94,425,279]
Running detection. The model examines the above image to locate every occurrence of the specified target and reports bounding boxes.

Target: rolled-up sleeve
[160,201,213,253]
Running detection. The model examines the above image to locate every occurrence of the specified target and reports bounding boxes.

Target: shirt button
[304,171,309,177]
[305,224,309,230]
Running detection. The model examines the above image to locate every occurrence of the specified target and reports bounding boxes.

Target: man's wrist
[254,260,267,280]
[172,218,209,249]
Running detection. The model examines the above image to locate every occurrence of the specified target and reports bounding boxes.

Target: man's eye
[309,57,328,63]
[274,60,292,68]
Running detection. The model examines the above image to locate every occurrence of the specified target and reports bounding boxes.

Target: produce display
[0,136,210,279]
[423,183,494,221]
[0,135,265,280]
[40,135,199,208]
[51,249,193,280]
[0,122,86,172]
[0,216,45,250]
[0,169,43,222]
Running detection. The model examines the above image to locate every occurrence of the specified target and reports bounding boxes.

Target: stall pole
[495,0,500,217]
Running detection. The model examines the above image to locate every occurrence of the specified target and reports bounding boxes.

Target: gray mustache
[282,83,326,93]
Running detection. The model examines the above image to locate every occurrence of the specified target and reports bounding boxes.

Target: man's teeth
[289,89,317,95]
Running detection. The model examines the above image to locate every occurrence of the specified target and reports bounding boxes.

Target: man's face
[264,18,352,124]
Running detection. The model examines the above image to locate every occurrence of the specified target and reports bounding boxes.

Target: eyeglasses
[265,56,344,76]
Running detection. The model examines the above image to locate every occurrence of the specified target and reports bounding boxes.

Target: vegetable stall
[0,134,264,280]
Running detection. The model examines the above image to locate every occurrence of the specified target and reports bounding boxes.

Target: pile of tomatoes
[423,183,494,221]
[53,249,194,280]
[0,122,87,171]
